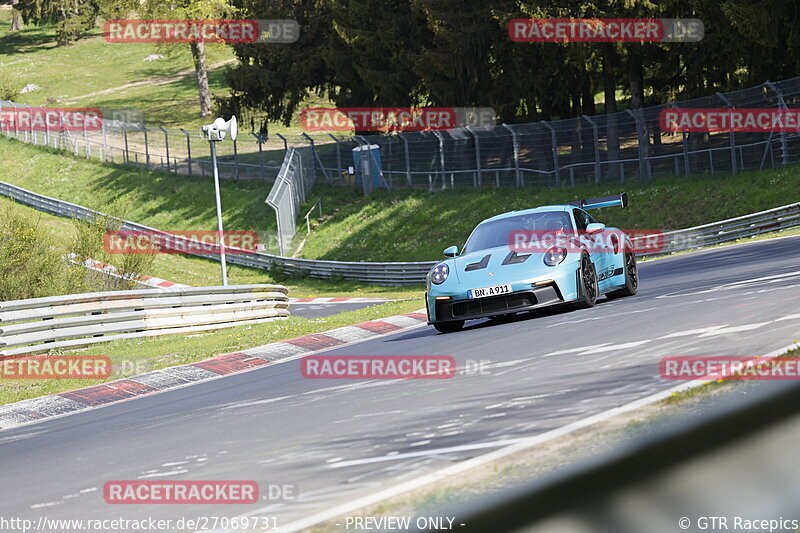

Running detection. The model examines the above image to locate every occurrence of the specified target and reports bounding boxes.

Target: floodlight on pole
[201,115,238,286]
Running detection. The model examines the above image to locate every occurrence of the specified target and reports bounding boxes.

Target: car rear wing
[567,192,628,210]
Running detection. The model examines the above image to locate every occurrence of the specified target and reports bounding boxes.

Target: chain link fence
[269,77,800,249]
[4,78,800,256]
[0,100,337,182]
[265,146,318,255]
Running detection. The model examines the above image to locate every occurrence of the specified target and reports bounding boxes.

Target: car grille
[442,291,537,319]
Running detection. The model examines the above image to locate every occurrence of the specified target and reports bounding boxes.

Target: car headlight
[543,245,568,266]
[431,263,449,284]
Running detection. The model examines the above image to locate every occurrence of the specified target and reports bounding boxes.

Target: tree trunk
[190,42,212,117]
[56,0,68,46]
[10,0,22,31]
[628,50,650,161]
[581,74,596,159]
[628,51,645,110]
[603,43,620,180]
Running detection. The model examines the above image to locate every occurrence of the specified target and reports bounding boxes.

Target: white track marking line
[657,326,728,339]
[577,340,651,355]
[219,395,295,410]
[546,308,659,327]
[259,342,800,533]
[776,313,800,322]
[698,322,771,337]
[328,438,527,469]
[542,344,610,356]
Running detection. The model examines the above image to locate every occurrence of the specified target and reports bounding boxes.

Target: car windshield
[463,211,573,254]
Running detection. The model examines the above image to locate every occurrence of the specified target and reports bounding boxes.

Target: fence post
[398,132,412,186]
[179,128,192,176]
[542,121,560,187]
[502,124,522,187]
[12,102,19,139]
[466,126,481,188]
[83,116,89,157]
[433,131,447,188]
[233,138,239,180]
[142,125,150,169]
[23,103,29,142]
[765,81,789,166]
[275,133,288,173]
[626,109,650,181]
[101,119,107,161]
[156,126,170,172]
[670,102,690,176]
[582,115,601,184]
[327,134,343,182]
[252,132,267,181]
[45,108,51,147]
[716,92,737,175]
[300,132,317,180]
[122,124,130,163]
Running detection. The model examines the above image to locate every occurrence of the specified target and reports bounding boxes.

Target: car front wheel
[573,253,598,309]
[607,248,638,299]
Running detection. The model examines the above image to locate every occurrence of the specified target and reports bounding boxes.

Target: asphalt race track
[1,236,798,530]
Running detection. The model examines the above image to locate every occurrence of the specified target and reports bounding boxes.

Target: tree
[98,0,236,117]
[10,0,24,30]
[18,0,99,45]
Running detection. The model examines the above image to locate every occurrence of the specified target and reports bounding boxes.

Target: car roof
[481,205,574,223]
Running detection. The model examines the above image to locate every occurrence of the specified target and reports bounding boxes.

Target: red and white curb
[69,256,391,298]
[0,310,428,430]
[66,254,191,290]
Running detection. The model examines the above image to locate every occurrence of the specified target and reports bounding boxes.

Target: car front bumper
[427,284,566,325]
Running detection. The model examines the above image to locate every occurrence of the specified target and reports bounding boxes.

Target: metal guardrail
[1,180,798,285]
[633,202,800,258]
[0,285,289,357]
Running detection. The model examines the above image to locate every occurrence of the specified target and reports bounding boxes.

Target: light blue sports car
[425,194,638,333]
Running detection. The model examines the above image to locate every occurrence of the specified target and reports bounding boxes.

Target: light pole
[201,115,238,286]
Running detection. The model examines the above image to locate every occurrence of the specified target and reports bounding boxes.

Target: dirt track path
[66,59,237,103]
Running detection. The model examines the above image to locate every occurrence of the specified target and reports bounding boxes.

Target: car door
[572,208,613,288]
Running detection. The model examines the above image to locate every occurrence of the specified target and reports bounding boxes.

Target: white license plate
[469,284,512,299]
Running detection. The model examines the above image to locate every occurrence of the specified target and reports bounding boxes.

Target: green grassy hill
[298,168,800,262]
[3,134,798,269]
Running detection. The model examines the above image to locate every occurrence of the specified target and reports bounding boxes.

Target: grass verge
[0,299,425,406]
[299,167,800,262]
[0,196,424,297]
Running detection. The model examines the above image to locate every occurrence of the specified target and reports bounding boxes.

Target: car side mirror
[586,223,606,235]
[443,245,459,257]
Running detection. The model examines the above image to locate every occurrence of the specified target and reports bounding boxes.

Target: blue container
[351,144,385,190]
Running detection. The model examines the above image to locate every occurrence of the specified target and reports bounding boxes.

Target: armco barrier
[0,285,289,357]
[1,180,798,284]
[634,202,800,257]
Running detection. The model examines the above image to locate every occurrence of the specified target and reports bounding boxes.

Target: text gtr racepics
[425,194,638,333]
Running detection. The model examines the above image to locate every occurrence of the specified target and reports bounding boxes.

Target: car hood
[449,245,549,285]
